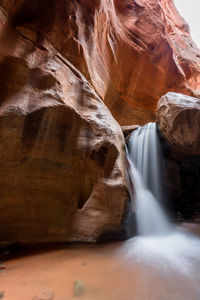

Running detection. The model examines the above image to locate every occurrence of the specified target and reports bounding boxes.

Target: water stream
[125,122,200,278]
[126,122,170,236]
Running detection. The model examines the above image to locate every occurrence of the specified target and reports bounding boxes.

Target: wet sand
[1,226,200,300]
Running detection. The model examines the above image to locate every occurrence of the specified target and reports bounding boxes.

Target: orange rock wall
[0,0,200,244]
[5,0,200,125]
[0,0,129,245]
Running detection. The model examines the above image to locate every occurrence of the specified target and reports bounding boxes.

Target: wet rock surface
[121,125,140,138]
[158,129,200,223]
[156,92,200,222]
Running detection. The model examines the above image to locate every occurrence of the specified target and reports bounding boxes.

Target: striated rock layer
[51,0,200,125]
[2,0,200,126]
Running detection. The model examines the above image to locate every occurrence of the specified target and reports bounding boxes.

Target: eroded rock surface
[2,0,200,126]
[156,92,200,156]
[0,2,129,246]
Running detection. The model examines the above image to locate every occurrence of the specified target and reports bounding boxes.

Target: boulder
[156,92,200,156]
[0,8,129,245]
[121,125,140,138]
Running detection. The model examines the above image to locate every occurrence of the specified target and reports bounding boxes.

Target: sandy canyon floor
[1,224,200,300]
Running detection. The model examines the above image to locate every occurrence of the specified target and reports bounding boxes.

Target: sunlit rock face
[156,92,200,156]
[0,1,129,245]
[22,0,200,126]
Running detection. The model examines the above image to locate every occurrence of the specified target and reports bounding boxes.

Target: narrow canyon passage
[1,0,200,299]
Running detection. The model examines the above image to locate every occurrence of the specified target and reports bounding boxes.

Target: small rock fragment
[0,264,6,270]
[74,280,85,297]
[33,288,54,300]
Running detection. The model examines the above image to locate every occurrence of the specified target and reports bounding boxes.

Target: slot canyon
[0,0,200,299]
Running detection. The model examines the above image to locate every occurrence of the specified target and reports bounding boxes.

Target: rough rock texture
[156,92,200,156]
[0,2,130,246]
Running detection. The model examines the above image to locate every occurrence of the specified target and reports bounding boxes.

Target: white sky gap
[174,0,200,48]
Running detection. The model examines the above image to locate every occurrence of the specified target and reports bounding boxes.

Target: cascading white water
[124,122,200,280]
[126,122,170,236]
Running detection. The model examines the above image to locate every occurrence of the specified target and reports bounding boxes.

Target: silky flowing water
[1,122,200,300]
[126,123,170,236]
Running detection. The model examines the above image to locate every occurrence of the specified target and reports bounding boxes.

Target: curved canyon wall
[0,0,200,245]
[0,0,130,245]
[3,0,200,125]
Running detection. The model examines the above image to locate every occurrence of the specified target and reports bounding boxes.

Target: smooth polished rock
[0,4,129,245]
[4,0,200,125]
[156,92,200,156]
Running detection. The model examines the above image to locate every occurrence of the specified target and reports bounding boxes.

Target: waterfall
[123,122,200,279]
[126,122,170,236]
